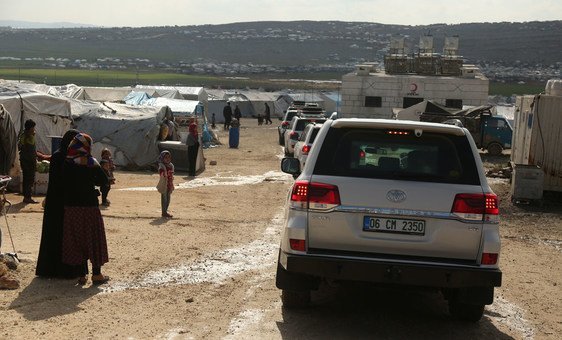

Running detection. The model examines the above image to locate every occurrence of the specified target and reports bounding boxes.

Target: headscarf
[188,122,198,139]
[158,150,174,171]
[66,133,98,167]
[59,129,80,156]
[158,150,171,164]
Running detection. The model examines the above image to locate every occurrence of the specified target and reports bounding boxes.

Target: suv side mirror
[281,157,300,175]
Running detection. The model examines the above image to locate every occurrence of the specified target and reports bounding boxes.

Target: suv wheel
[449,300,485,322]
[281,289,311,308]
[487,142,503,156]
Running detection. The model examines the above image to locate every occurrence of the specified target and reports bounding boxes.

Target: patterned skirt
[62,206,109,268]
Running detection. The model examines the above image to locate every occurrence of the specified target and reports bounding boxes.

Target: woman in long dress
[61,133,110,284]
[36,129,82,278]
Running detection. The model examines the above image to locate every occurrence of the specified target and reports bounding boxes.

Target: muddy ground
[0,122,560,339]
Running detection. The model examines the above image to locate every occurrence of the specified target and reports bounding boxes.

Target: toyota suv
[277,118,502,322]
[283,116,326,156]
[278,103,325,145]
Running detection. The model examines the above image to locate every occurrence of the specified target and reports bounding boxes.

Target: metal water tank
[510,164,544,203]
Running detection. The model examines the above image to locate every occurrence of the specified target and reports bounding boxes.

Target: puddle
[487,296,535,339]
[102,213,283,293]
[120,171,291,192]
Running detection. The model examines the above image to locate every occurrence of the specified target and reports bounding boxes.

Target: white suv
[293,123,323,170]
[283,116,326,156]
[277,118,502,322]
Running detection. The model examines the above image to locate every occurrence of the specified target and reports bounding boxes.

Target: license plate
[363,216,425,235]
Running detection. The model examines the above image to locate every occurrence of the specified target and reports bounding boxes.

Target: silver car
[277,118,502,322]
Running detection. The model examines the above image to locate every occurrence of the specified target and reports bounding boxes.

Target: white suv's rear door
[307,176,484,261]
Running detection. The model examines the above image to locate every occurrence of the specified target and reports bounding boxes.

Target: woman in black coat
[36,129,82,278]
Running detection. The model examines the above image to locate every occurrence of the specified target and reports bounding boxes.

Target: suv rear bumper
[280,251,502,288]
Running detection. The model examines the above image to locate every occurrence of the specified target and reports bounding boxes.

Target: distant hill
[0,20,97,29]
[0,20,560,71]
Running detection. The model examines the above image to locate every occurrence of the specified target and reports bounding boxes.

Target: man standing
[223,102,233,131]
[264,103,272,125]
[234,104,242,122]
[18,119,45,204]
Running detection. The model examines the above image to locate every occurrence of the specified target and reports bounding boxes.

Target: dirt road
[1,123,560,339]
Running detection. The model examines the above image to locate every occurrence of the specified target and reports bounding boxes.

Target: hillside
[0,21,560,78]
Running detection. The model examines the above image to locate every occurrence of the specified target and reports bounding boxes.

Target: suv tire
[449,300,485,322]
[281,289,311,308]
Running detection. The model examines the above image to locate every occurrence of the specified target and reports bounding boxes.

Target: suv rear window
[284,111,298,122]
[308,128,320,143]
[314,128,480,185]
[295,119,326,131]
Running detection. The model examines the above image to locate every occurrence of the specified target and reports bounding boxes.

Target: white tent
[0,82,72,154]
[70,100,167,169]
[82,86,134,102]
[135,85,207,102]
[0,104,17,175]
[207,89,280,122]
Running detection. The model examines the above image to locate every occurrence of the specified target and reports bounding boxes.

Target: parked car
[293,123,323,170]
[277,118,502,322]
[283,116,326,156]
[277,103,325,145]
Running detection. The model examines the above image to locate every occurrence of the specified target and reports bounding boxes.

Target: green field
[489,81,544,96]
[0,68,546,95]
[0,68,343,90]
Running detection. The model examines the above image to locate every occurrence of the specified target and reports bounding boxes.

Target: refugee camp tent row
[135,85,208,102]
[0,80,205,175]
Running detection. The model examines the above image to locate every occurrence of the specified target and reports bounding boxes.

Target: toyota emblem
[387,190,406,203]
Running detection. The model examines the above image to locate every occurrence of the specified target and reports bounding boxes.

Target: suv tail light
[290,180,341,211]
[451,193,499,222]
[281,121,290,127]
[302,145,311,154]
[481,252,498,265]
[290,132,299,140]
[289,239,306,251]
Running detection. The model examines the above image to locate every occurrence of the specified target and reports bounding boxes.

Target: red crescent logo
[410,83,418,92]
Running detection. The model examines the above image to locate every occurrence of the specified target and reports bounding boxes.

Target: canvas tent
[394,100,455,121]
[0,104,17,175]
[207,89,279,122]
[81,87,134,102]
[135,86,207,102]
[70,100,168,169]
[275,92,327,117]
[0,82,73,154]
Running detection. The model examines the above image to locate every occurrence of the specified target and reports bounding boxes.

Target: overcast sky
[1,0,561,27]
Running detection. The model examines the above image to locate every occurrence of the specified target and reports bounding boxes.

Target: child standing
[157,150,174,218]
[100,148,116,206]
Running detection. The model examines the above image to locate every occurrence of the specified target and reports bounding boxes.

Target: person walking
[264,103,272,125]
[18,119,48,203]
[61,133,110,285]
[186,121,200,177]
[36,129,83,278]
[157,150,174,218]
[223,102,233,130]
[234,104,242,122]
